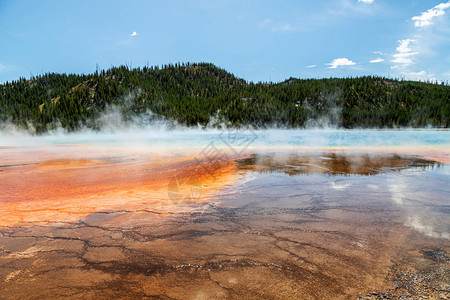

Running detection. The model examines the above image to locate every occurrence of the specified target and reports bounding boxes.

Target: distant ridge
[0,62,449,133]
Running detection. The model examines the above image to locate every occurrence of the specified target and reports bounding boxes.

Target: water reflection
[0,150,448,298]
[387,173,450,240]
[234,152,449,239]
[236,152,441,176]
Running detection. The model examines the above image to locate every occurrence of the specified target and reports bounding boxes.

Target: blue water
[248,129,450,147]
[3,129,449,148]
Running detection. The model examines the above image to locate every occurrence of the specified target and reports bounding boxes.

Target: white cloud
[390,2,450,80]
[274,24,294,32]
[326,58,356,69]
[305,65,317,68]
[369,58,384,63]
[392,52,418,65]
[358,0,374,3]
[396,39,415,53]
[412,1,450,28]
[130,31,137,37]
[374,51,386,55]
[402,70,437,82]
[391,39,418,66]
[408,70,426,76]
[396,70,438,82]
[259,19,295,32]
[259,19,271,28]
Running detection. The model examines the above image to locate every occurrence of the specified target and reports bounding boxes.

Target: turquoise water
[241,129,450,147]
[2,129,449,148]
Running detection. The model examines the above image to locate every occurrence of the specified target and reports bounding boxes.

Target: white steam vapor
[0,86,449,150]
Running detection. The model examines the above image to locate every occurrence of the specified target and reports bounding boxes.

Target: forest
[0,62,449,133]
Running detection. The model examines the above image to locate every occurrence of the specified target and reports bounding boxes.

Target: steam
[1,118,449,150]
[304,89,343,129]
[1,108,448,240]
[0,85,448,151]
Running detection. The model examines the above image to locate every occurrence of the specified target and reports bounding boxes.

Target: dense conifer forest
[0,62,449,133]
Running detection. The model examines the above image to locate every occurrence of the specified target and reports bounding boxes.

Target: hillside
[0,62,449,133]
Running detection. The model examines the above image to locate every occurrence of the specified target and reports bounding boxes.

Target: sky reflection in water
[230,152,449,240]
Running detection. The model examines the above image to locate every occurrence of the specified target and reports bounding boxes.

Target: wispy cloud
[258,19,295,33]
[412,1,450,28]
[369,58,384,63]
[390,2,450,80]
[407,70,426,76]
[326,58,356,69]
[305,65,317,68]
[401,70,437,82]
[0,63,5,72]
[391,39,418,66]
[374,51,386,55]
[358,0,374,4]
[273,24,294,32]
[130,31,138,37]
[258,19,271,28]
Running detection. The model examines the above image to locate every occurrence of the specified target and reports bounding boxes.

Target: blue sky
[1,0,449,83]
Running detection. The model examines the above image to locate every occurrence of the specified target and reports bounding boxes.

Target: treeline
[0,62,449,133]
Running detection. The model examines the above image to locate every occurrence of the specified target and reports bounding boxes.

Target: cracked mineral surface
[0,145,449,299]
